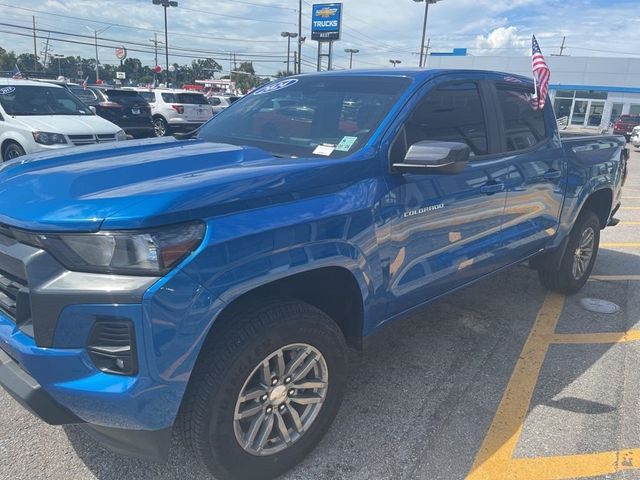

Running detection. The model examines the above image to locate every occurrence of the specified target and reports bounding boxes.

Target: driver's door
[382,80,511,316]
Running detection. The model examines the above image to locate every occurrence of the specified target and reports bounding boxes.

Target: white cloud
[475,26,528,55]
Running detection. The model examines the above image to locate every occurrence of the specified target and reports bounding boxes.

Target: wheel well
[1,139,20,157]
[152,115,166,121]
[212,267,365,350]
[582,188,613,229]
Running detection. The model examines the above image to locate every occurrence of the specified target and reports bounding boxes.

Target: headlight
[115,129,127,141]
[32,131,67,145]
[16,222,205,275]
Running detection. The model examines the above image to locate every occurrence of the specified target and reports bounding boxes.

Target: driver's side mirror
[393,140,470,174]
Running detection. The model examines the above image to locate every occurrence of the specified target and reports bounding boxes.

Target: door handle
[480,182,505,195]
[543,169,562,180]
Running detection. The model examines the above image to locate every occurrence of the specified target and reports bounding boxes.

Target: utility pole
[297,0,302,74]
[40,34,51,71]
[149,33,164,86]
[424,38,431,67]
[559,36,566,56]
[32,16,38,71]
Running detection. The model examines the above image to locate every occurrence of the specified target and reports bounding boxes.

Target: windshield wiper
[174,128,200,141]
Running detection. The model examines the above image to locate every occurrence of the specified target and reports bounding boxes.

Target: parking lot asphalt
[1,147,640,480]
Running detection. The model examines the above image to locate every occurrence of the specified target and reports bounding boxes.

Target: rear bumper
[0,346,83,425]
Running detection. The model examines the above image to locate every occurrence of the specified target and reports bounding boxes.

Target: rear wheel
[180,298,347,480]
[153,117,168,137]
[2,142,25,161]
[538,210,600,294]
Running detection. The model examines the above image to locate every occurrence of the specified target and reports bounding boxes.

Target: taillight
[99,102,122,108]
[171,104,184,114]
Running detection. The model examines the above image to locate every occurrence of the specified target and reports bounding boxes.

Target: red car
[613,114,640,140]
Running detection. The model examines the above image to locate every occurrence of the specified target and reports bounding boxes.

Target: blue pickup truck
[0,69,627,479]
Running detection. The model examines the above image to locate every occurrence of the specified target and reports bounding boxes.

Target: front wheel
[2,142,26,161]
[538,210,600,294]
[180,298,347,480]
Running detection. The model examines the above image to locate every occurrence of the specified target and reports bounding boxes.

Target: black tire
[180,298,347,480]
[2,141,26,161]
[538,210,600,294]
[153,117,169,137]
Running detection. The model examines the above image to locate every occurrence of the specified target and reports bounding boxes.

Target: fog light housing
[87,319,138,376]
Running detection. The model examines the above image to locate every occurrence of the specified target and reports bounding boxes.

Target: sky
[0,0,638,76]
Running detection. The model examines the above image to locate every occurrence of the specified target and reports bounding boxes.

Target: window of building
[496,86,547,152]
[575,90,608,100]
[405,82,488,156]
[630,105,640,115]
[555,90,575,98]
[609,103,624,123]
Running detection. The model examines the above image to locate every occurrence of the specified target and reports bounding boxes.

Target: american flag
[12,64,22,79]
[531,35,550,110]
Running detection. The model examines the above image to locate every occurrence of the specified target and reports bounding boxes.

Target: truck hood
[0,137,351,231]
[11,114,121,134]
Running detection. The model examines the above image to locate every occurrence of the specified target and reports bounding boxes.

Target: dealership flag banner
[12,64,22,79]
[531,35,550,110]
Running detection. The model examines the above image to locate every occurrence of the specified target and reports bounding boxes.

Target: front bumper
[0,227,225,458]
[0,346,82,425]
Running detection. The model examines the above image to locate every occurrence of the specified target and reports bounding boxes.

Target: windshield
[0,85,93,116]
[197,76,412,158]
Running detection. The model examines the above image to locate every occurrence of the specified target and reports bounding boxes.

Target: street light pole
[297,0,302,74]
[54,54,64,77]
[281,32,298,75]
[344,48,359,69]
[413,0,442,68]
[389,59,402,67]
[152,0,178,86]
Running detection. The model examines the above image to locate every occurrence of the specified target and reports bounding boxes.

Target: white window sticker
[0,86,15,95]
[336,136,358,152]
[254,78,299,95]
[313,144,335,156]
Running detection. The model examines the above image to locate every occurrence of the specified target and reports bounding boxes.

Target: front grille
[68,134,95,146]
[68,134,117,146]
[0,273,21,319]
[96,134,116,142]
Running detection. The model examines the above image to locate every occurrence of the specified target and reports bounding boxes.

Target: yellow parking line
[505,450,640,479]
[467,293,565,480]
[618,222,640,226]
[467,292,640,479]
[622,196,640,199]
[619,207,640,210]
[551,331,640,344]
[590,275,640,281]
[601,242,640,248]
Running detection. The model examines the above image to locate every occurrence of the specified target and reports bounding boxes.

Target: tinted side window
[138,92,155,103]
[496,86,547,152]
[161,93,176,103]
[406,82,488,156]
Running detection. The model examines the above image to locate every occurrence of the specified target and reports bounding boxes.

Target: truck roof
[0,78,64,88]
[295,68,534,85]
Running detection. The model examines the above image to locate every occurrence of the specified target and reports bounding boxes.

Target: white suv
[133,88,213,137]
[631,126,640,148]
[0,79,125,161]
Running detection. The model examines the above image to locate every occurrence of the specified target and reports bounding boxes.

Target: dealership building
[427,52,640,131]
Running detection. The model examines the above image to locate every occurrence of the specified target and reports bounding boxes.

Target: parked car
[631,125,640,148]
[132,88,213,137]
[208,95,241,114]
[0,70,627,480]
[613,114,640,141]
[66,86,154,138]
[0,79,126,161]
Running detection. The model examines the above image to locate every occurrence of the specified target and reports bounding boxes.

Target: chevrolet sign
[311,3,342,42]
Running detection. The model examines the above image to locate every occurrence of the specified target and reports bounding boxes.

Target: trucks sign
[311,3,342,42]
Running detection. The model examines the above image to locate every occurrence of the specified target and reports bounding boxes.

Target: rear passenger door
[491,81,565,260]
